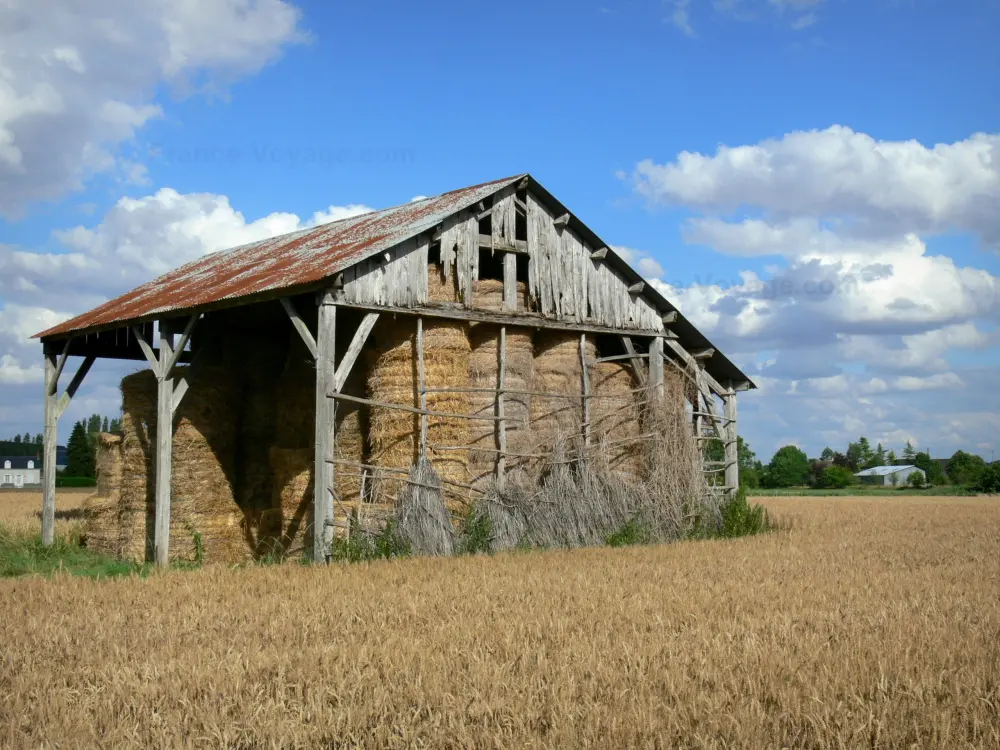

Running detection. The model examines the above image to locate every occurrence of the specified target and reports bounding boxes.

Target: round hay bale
[366,317,470,509]
[471,278,529,312]
[467,324,533,484]
[591,362,644,477]
[83,433,124,556]
[116,366,250,565]
[261,447,313,558]
[530,332,595,452]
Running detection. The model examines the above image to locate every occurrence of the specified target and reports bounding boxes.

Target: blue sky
[1,0,998,462]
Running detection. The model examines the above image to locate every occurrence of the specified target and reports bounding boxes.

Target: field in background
[0,489,89,529]
[749,485,975,497]
[1,494,998,748]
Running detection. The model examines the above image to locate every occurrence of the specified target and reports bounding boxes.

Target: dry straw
[529,332,595,461]
[82,433,122,556]
[115,368,248,564]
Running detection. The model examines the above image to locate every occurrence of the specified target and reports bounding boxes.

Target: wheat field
[0,492,997,749]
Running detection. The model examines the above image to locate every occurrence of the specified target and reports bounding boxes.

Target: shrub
[974,464,1000,493]
[820,465,856,489]
[332,515,410,563]
[606,519,654,548]
[55,475,96,488]
[690,487,773,540]
[459,509,493,555]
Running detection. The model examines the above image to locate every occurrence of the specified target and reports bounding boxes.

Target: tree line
[737,436,998,491]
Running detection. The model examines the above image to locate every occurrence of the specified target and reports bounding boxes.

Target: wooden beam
[52,339,71,390]
[153,324,174,567]
[55,355,95,420]
[334,300,664,339]
[553,213,570,229]
[580,334,590,446]
[131,325,161,377]
[496,326,507,490]
[502,253,517,312]
[692,348,715,360]
[162,316,197,378]
[517,176,529,190]
[327,391,523,423]
[333,312,378,393]
[590,247,609,261]
[478,233,528,255]
[648,336,664,401]
[417,317,428,456]
[619,336,648,387]
[280,297,318,360]
[661,311,678,325]
[627,281,645,295]
[41,352,58,547]
[723,390,739,497]
[314,291,336,562]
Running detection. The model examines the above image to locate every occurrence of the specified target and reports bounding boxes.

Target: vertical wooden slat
[154,322,175,567]
[496,326,507,490]
[580,333,590,446]
[648,336,664,402]
[417,316,428,456]
[314,292,336,562]
[502,252,517,312]
[724,389,739,497]
[41,348,58,546]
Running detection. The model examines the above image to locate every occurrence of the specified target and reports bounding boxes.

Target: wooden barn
[34,174,754,565]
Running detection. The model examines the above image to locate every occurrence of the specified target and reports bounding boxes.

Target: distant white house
[0,457,43,488]
[855,464,926,486]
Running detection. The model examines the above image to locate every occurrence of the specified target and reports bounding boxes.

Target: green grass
[747,485,976,497]
[0,523,148,579]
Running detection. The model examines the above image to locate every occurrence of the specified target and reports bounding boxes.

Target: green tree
[946,450,987,485]
[737,436,761,488]
[86,414,102,435]
[873,442,886,467]
[913,452,946,485]
[902,441,917,463]
[887,449,898,465]
[974,464,1000,493]
[765,445,811,488]
[819,447,834,461]
[64,421,96,478]
[11,434,20,444]
[821,465,856,489]
[109,417,122,433]
[101,416,109,433]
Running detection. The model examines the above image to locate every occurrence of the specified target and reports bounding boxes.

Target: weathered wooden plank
[496,326,507,489]
[153,324,174,567]
[163,316,198,376]
[314,292,336,562]
[280,298,318,360]
[55,355,95,420]
[649,336,664,401]
[417,316,428,456]
[580,334,590,445]
[41,351,58,547]
[131,325,161,376]
[619,336,648,388]
[723,390,739,496]
[502,252,517,312]
[333,313,379,393]
[328,391,525,424]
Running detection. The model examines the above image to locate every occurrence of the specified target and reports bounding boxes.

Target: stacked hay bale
[530,332,595,457]
[467,281,534,486]
[261,335,367,557]
[117,367,248,564]
[470,277,529,312]
[82,433,123,556]
[590,362,645,477]
[367,316,471,511]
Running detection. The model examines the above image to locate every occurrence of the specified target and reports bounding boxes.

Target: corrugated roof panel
[36,174,525,339]
[855,465,918,476]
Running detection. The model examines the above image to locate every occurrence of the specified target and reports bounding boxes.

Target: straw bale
[471,278,529,312]
[367,317,470,509]
[428,262,458,303]
[117,367,248,564]
[530,332,595,453]
[260,447,313,558]
[590,362,644,477]
[83,433,123,556]
[467,323,533,483]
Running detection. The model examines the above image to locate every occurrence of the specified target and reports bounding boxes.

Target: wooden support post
[496,326,507,490]
[314,292,336,562]
[41,348,58,546]
[153,322,175,567]
[723,389,739,496]
[648,336,664,403]
[502,253,517,312]
[580,333,590,446]
[417,316,428,456]
[620,336,648,387]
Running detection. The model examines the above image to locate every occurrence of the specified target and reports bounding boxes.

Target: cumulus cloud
[633,126,1000,246]
[630,126,1000,458]
[0,0,306,216]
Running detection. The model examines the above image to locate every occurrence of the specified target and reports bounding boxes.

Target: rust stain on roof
[37,174,526,339]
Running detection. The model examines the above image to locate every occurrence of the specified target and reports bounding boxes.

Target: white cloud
[633,127,1000,246]
[0,0,306,216]
[630,126,1000,459]
[0,354,44,385]
[669,0,696,36]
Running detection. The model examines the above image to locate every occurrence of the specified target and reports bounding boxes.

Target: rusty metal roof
[37,174,526,339]
[35,172,753,388]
